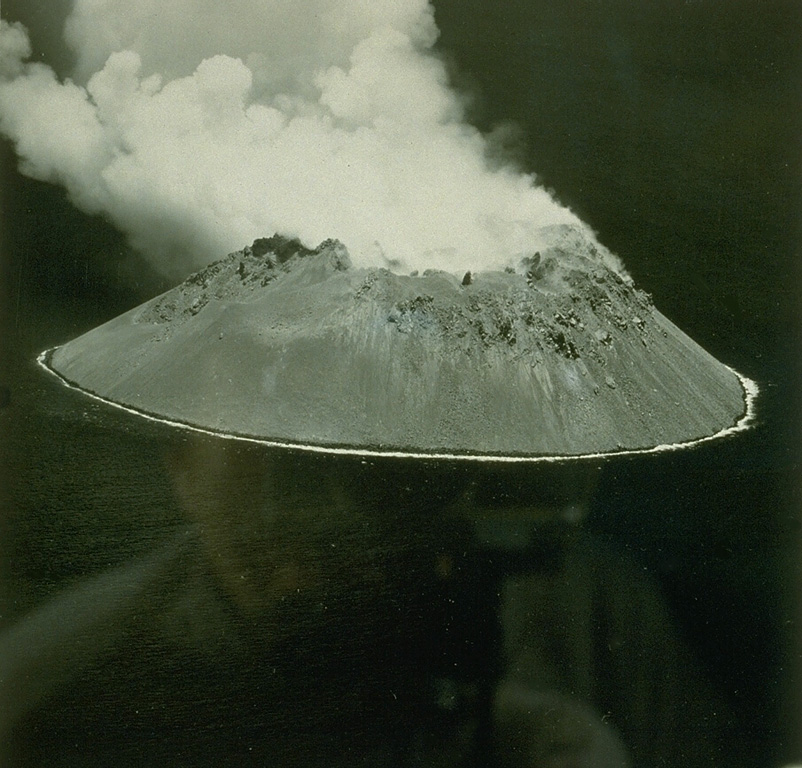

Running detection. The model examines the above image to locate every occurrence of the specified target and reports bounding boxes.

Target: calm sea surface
[1,344,793,767]
[2,353,502,767]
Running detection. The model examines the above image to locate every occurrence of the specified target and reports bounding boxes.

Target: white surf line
[37,348,759,464]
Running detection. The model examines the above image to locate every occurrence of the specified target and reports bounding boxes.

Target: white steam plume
[0,1,583,277]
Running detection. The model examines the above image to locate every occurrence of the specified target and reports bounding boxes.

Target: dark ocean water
[1,355,491,766]
[0,338,794,768]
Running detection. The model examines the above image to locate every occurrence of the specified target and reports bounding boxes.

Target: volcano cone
[44,229,754,460]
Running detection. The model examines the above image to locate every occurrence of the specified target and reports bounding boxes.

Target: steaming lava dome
[42,228,754,460]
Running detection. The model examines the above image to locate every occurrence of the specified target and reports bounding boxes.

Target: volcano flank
[43,228,754,460]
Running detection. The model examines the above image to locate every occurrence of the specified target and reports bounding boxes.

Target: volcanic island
[41,226,756,460]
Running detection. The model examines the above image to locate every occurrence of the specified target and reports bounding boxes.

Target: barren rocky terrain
[46,228,750,458]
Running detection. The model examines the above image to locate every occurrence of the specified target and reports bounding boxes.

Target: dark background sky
[1,2,800,765]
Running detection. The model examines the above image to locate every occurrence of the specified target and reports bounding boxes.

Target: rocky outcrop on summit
[46,228,750,459]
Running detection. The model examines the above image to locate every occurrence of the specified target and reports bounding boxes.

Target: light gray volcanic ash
[45,228,753,459]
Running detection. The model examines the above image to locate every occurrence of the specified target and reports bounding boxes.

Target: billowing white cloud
[0,2,582,277]
[64,0,439,89]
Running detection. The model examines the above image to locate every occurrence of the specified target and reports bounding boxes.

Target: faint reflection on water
[1,358,490,766]
[1,357,739,767]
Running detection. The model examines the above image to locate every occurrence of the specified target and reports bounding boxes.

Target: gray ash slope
[47,227,750,458]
